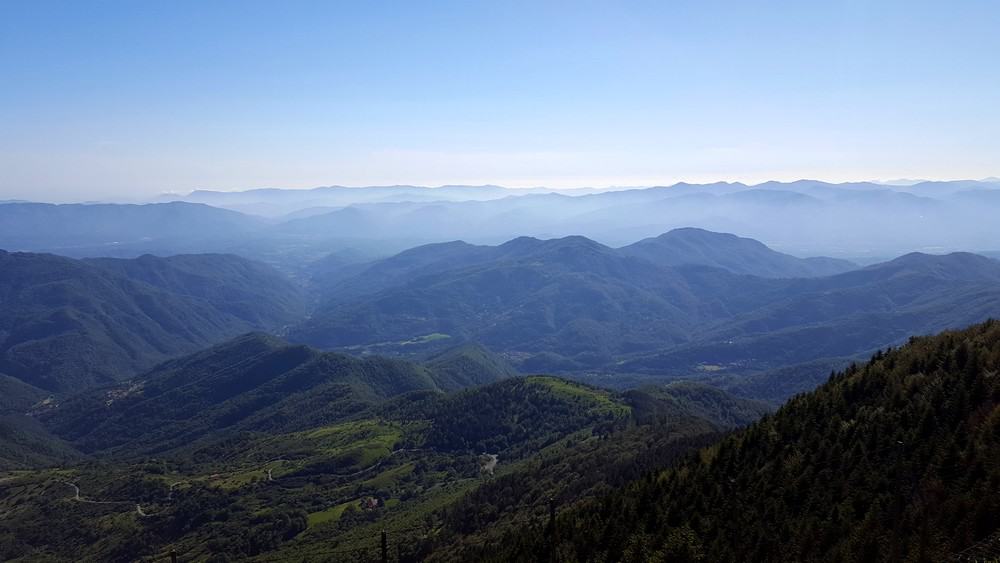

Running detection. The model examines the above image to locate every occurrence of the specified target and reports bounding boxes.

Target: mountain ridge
[40,333,518,458]
[0,250,303,392]
[293,232,1000,403]
[620,227,856,278]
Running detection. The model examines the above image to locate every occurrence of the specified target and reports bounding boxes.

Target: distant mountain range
[163,184,610,217]
[6,180,1000,264]
[0,201,262,253]
[270,179,1000,259]
[161,179,1000,218]
[4,222,999,406]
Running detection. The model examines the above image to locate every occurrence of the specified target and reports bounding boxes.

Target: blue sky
[1,0,998,200]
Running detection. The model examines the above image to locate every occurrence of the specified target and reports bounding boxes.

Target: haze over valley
[4,184,1000,560]
[3,1,1000,561]
[6,179,1000,265]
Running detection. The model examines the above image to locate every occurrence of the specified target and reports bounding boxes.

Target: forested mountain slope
[619,227,855,278]
[290,234,780,366]
[422,342,519,391]
[86,253,305,327]
[0,250,302,393]
[464,320,1000,563]
[39,334,517,458]
[0,375,80,469]
[0,371,757,562]
[622,252,1000,377]
[293,232,1000,401]
[307,227,854,305]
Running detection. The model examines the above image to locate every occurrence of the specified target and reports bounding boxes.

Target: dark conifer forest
[448,321,1000,562]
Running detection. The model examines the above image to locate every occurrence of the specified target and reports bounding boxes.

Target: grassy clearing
[363,462,415,489]
[236,419,405,475]
[307,499,357,527]
[212,468,265,490]
[306,420,402,457]
[400,333,451,345]
[161,420,409,491]
[526,376,631,417]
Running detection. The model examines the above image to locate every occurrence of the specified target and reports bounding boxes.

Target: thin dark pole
[381,528,389,563]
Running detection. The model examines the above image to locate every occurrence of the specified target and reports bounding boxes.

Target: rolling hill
[291,233,1000,404]
[621,252,1000,379]
[0,413,80,470]
[289,234,781,370]
[0,250,304,393]
[307,227,855,306]
[0,350,758,562]
[0,375,80,469]
[85,253,306,327]
[619,227,856,278]
[39,334,518,458]
[422,342,519,391]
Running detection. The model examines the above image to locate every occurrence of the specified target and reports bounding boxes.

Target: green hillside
[42,334,429,457]
[0,250,303,393]
[0,360,751,562]
[290,235,1000,405]
[422,342,518,391]
[0,414,81,470]
[290,235,775,371]
[466,320,1000,562]
[0,375,80,469]
[86,253,306,328]
[40,335,520,459]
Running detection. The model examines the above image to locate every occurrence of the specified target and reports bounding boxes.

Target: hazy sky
[2,0,998,201]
